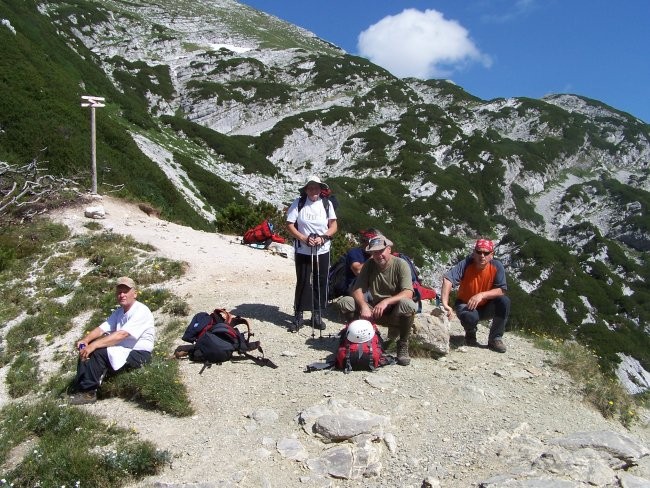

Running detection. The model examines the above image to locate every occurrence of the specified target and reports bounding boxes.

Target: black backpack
[176,309,276,372]
[327,255,348,301]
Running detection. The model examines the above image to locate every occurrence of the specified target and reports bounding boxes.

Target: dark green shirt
[353,256,413,304]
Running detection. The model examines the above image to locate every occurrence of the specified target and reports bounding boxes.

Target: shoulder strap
[344,342,352,374]
[212,308,233,325]
[297,194,330,218]
[322,196,330,218]
[368,340,375,371]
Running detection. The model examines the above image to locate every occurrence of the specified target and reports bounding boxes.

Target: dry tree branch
[0,152,84,222]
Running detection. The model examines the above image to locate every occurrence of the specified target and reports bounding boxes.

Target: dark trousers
[455,295,511,341]
[294,251,329,314]
[74,348,151,392]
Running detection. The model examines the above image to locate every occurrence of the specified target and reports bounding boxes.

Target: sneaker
[488,338,507,353]
[465,329,478,347]
[396,340,411,366]
[68,390,97,405]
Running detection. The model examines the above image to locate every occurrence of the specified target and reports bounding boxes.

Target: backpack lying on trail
[243,220,285,247]
[394,253,437,312]
[174,309,277,373]
[335,320,395,373]
[305,320,395,374]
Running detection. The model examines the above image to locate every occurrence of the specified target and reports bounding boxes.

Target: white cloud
[357,8,491,79]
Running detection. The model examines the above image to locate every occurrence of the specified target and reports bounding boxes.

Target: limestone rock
[84,205,105,219]
[412,312,450,355]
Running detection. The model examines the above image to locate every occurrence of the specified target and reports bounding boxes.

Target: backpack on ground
[394,253,437,312]
[243,220,285,247]
[335,320,394,374]
[327,255,348,302]
[176,309,276,372]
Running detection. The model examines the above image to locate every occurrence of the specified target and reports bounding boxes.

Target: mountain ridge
[1,0,649,391]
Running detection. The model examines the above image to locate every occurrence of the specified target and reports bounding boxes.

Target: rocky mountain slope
[48,197,650,488]
[1,0,649,390]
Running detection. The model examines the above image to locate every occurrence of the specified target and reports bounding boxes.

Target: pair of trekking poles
[307,233,328,339]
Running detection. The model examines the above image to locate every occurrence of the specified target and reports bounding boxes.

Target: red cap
[474,239,494,252]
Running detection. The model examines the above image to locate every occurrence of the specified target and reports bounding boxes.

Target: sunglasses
[474,250,492,256]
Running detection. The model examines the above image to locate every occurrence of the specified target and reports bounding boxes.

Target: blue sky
[241,0,649,123]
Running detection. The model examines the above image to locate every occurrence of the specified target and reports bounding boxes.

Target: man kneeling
[335,234,416,366]
[68,276,155,405]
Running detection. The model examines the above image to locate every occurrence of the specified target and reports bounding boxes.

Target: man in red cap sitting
[440,238,510,353]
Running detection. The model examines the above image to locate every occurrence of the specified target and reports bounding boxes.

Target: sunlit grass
[0,399,170,486]
[518,329,640,427]
[0,217,192,485]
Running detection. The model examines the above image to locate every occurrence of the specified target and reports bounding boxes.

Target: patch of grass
[101,354,193,417]
[1,218,193,418]
[6,352,39,398]
[99,318,193,416]
[551,340,638,427]
[163,297,190,316]
[0,398,170,486]
[138,287,173,312]
[83,221,103,231]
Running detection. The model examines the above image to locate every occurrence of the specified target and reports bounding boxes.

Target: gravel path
[51,196,649,488]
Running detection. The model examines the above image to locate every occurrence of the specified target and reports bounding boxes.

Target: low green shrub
[6,352,39,398]
[0,398,170,486]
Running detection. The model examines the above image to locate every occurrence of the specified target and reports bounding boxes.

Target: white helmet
[346,320,375,343]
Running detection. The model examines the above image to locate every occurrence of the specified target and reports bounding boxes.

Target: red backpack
[243,220,274,244]
[243,220,286,246]
[335,321,393,373]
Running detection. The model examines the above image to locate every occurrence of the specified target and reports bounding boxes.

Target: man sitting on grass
[68,276,155,405]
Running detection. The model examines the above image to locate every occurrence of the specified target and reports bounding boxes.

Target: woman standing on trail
[286,175,337,332]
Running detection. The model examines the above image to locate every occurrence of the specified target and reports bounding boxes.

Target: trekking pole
[315,243,322,339]
[310,235,317,338]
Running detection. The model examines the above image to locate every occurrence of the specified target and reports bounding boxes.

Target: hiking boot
[68,390,97,405]
[290,311,303,332]
[488,338,507,353]
[396,340,411,366]
[312,312,326,330]
[465,329,478,347]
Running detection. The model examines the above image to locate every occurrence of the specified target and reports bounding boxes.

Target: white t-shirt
[286,197,336,256]
[99,300,155,370]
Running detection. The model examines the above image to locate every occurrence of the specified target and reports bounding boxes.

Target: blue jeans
[455,295,510,341]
